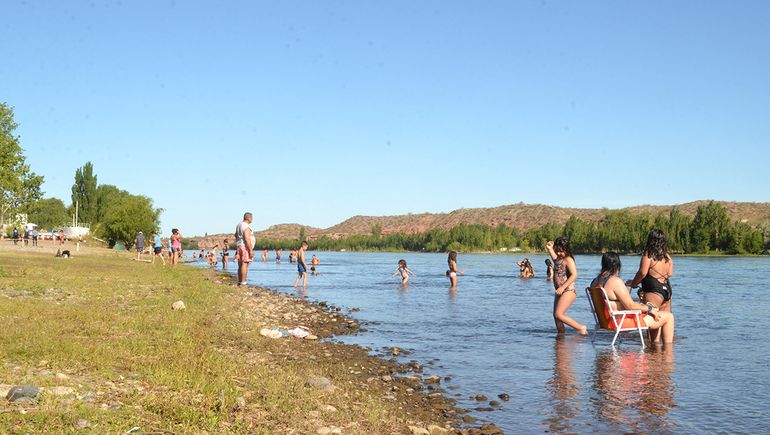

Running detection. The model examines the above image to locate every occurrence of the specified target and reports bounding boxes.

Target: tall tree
[102,194,162,247]
[0,102,44,226]
[25,198,69,229]
[71,161,97,225]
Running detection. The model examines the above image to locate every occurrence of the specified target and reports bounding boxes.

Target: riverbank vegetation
[252,202,768,255]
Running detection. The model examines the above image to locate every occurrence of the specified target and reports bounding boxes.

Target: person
[517,258,535,278]
[310,254,320,275]
[135,232,146,261]
[221,239,230,270]
[170,229,182,266]
[23,227,30,247]
[31,228,39,247]
[289,250,297,263]
[294,241,310,287]
[446,251,463,288]
[59,229,65,245]
[199,249,205,259]
[275,249,282,263]
[545,258,555,280]
[392,259,415,285]
[12,227,19,245]
[592,252,675,343]
[546,237,587,335]
[626,229,675,341]
[235,213,254,285]
[261,249,269,262]
[151,233,166,265]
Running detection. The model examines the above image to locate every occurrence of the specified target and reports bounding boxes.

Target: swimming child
[446,251,463,288]
[545,258,554,280]
[310,254,320,275]
[275,249,282,262]
[392,259,416,285]
[546,237,587,335]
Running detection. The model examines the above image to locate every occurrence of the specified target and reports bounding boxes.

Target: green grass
[0,250,402,433]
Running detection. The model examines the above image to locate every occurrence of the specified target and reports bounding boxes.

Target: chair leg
[636,315,646,349]
[591,323,598,343]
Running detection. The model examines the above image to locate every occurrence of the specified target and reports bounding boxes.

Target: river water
[191,251,770,433]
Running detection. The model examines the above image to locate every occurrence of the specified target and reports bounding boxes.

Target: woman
[546,237,587,335]
[170,229,182,266]
[593,252,675,343]
[221,239,230,270]
[626,229,674,313]
[446,251,463,288]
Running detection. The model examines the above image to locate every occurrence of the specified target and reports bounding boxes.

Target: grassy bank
[0,247,476,433]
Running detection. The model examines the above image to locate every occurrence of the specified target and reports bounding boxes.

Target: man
[23,227,30,247]
[293,241,310,288]
[12,227,19,245]
[151,232,165,265]
[235,212,254,286]
[31,228,39,247]
[135,231,146,261]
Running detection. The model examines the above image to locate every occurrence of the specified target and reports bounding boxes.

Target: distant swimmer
[392,259,415,285]
[275,249,282,263]
[517,258,535,278]
[235,212,254,286]
[545,259,554,280]
[446,251,464,288]
[294,241,310,288]
[546,237,587,335]
[261,249,268,262]
[310,254,320,275]
[221,239,230,270]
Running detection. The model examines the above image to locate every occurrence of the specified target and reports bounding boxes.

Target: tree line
[251,202,768,255]
[1,102,162,246]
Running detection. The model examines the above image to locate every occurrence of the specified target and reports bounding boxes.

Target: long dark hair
[553,237,573,259]
[448,251,457,263]
[643,229,669,262]
[599,252,622,277]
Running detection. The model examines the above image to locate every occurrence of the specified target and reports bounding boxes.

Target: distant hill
[191,200,770,247]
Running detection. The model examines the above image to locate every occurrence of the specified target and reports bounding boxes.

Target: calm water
[191,251,770,433]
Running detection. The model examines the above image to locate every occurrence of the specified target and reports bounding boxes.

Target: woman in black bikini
[627,230,674,341]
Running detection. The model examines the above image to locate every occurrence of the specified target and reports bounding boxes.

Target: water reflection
[544,335,583,433]
[590,346,677,433]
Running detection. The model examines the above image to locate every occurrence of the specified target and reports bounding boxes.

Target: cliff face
[191,200,770,246]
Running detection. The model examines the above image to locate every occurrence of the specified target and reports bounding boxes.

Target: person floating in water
[392,259,415,285]
[294,241,310,288]
[446,251,463,288]
[626,229,675,342]
[545,258,554,280]
[593,252,675,343]
[517,258,535,278]
[546,237,587,335]
[310,254,320,275]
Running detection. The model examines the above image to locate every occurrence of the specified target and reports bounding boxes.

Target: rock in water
[6,385,39,403]
[307,376,335,392]
[428,425,450,435]
[497,393,510,401]
[172,300,186,310]
[424,375,441,384]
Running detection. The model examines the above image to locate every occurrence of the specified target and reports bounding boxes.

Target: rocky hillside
[192,200,770,246]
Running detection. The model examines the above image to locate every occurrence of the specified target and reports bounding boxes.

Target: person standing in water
[392,259,416,285]
[275,249,282,263]
[446,251,463,288]
[261,249,268,262]
[169,229,182,266]
[221,238,230,271]
[546,237,587,335]
[235,213,254,285]
[294,241,310,288]
[545,259,554,280]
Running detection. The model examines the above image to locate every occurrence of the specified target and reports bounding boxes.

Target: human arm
[244,227,253,256]
[406,267,415,276]
[626,256,651,288]
[545,241,558,260]
[609,277,660,320]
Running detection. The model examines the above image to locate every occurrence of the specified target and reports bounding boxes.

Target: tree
[371,223,382,238]
[691,202,731,253]
[25,198,68,229]
[71,161,97,225]
[102,194,162,247]
[299,226,306,242]
[94,184,129,229]
[0,102,44,226]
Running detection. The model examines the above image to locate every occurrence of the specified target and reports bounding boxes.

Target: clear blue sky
[3,1,769,236]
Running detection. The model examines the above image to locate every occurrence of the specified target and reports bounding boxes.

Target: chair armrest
[614,310,642,314]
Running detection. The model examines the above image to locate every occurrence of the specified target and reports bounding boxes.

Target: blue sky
[3,1,769,236]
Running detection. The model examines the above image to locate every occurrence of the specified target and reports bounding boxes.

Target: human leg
[554,291,587,334]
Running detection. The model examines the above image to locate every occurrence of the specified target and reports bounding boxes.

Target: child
[545,259,554,280]
[392,259,415,285]
[446,251,463,288]
[546,237,587,335]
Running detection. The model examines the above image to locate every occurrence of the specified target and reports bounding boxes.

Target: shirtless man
[235,212,254,286]
[293,241,310,288]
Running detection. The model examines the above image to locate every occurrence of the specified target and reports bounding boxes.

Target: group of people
[7,227,66,246]
[392,230,676,345]
[134,229,183,266]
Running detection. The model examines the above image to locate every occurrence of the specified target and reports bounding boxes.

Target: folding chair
[585,286,648,348]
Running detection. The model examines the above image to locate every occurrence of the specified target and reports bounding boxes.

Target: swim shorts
[237,245,253,263]
[298,263,307,275]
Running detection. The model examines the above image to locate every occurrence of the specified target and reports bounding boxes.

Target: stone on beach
[6,385,39,403]
[316,426,342,434]
[171,300,186,310]
[424,375,441,384]
[307,376,335,392]
[409,426,430,435]
[260,328,283,339]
